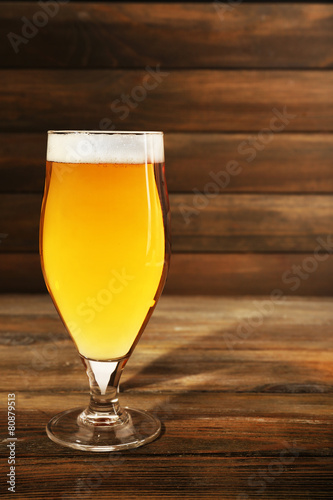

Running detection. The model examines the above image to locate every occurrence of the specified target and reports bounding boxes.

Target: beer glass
[40,131,170,451]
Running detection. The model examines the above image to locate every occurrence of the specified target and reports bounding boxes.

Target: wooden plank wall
[0,2,332,295]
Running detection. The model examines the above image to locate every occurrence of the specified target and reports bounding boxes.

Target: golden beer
[40,133,168,361]
[41,131,169,452]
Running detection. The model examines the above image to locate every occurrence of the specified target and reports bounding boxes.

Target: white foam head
[47,131,164,164]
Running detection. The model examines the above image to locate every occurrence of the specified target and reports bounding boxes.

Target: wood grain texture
[1,1,332,300]
[1,193,332,253]
[172,194,333,252]
[0,452,331,499]
[166,133,333,193]
[0,295,333,499]
[0,70,332,132]
[0,194,42,252]
[1,3,332,68]
[2,295,333,394]
[1,133,333,194]
[166,253,333,296]
[0,133,47,193]
[0,253,46,293]
[1,253,333,295]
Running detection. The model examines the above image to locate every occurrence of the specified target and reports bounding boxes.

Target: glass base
[46,406,161,452]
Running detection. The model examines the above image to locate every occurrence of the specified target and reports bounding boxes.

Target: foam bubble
[47,131,164,164]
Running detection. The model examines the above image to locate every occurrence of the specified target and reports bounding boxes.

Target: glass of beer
[40,131,170,451]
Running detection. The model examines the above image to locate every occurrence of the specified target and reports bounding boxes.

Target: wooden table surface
[1,294,333,499]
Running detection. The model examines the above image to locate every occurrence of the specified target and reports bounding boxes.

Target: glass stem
[79,356,129,426]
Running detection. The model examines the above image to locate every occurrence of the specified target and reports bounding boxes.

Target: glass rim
[47,130,163,135]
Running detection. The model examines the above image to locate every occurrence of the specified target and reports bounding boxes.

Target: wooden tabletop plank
[1,3,332,69]
[3,346,333,394]
[1,294,333,499]
[1,454,332,500]
[1,294,332,318]
[1,297,333,347]
[0,70,331,132]
[1,296,332,394]
[1,393,333,456]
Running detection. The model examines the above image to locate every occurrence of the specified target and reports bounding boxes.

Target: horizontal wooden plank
[1,294,333,498]
[2,393,333,455]
[1,253,333,295]
[6,387,333,419]
[0,194,42,252]
[0,70,332,132]
[167,133,333,194]
[5,342,333,394]
[1,133,333,194]
[0,253,46,292]
[166,133,333,193]
[4,338,333,394]
[2,294,333,349]
[0,133,47,192]
[1,3,332,68]
[167,253,333,296]
[1,295,333,394]
[172,194,333,252]
[1,193,332,253]
[0,451,332,499]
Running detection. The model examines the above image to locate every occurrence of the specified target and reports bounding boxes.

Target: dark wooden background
[0,1,332,294]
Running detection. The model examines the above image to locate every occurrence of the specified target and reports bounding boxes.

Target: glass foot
[46,407,161,452]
